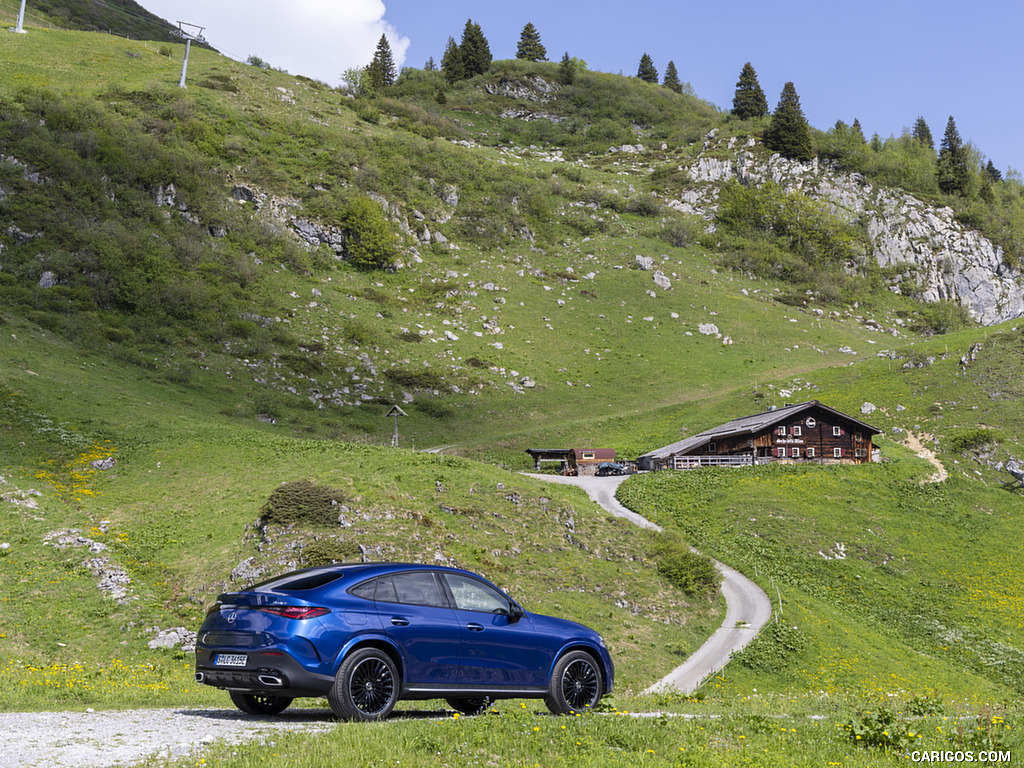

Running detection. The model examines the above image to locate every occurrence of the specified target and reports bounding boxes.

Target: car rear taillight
[255,606,331,619]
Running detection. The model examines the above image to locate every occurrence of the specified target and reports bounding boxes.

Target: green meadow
[1,21,1022,766]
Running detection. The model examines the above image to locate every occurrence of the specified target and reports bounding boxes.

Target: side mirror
[507,603,525,623]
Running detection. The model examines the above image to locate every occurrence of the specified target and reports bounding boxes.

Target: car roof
[248,562,477,588]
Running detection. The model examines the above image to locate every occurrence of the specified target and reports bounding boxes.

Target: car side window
[378,572,447,608]
[349,578,377,600]
[442,574,509,613]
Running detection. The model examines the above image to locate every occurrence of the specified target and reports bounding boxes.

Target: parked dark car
[596,461,633,476]
[195,563,613,721]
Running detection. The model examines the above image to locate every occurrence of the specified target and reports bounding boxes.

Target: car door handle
[390,617,410,626]
[466,623,484,632]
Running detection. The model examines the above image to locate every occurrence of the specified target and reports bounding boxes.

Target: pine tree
[851,118,866,143]
[912,116,934,149]
[424,56,435,72]
[558,51,576,85]
[763,82,813,161]
[440,36,464,84]
[937,116,969,196]
[515,22,547,61]
[366,34,396,91]
[985,159,1002,182]
[636,53,658,84]
[731,62,768,119]
[459,19,491,77]
[663,60,681,93]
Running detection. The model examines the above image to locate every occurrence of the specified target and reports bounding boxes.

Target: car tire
[445,697,492,715]
[328,647,399,721]
[228,691,293,716]
[545,650,603,715]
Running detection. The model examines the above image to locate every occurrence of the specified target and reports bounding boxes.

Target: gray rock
[698,323,720,336]
[860,402,876,415]
[148,627,197,652]
[38,271,57,289]
[653,271,672,291]
[634,255,654,271]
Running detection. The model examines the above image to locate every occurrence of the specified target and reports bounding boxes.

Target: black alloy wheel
[545,650,602,715]
[329,648,399,721]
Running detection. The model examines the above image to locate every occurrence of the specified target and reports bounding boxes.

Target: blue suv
[195,563,614,720]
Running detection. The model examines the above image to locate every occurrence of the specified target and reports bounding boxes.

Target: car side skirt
[401,684,548,701]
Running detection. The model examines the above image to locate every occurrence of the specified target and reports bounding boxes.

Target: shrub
[945,427,1002,454]
[340,195,399,270]
[908,301,973,335]
[655,539,720,598]
[739,621,807,673]
[303,539,361,566]
[259,479,351,528]
[846,707,920,752]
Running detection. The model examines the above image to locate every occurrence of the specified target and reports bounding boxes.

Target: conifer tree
[663,60,681,93]
[558,51,576,85]
[912,116,934,149]
[985,159,1002,182]
[937,116,969,196]
[441,36,464,84]
[763,82,813,161]
[731,62,768,119]
[366,34,396,91]
[424,56,435,71]
[516,22,547,61]
[636,53,658,83]
[459,19,491,77]
[851,118,866,143]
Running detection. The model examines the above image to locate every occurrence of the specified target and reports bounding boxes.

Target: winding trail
[525,473,773,694]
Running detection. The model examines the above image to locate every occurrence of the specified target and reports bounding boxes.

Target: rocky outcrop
[670,136,1024,325]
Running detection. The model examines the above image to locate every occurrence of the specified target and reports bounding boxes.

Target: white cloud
[136,0,408,85]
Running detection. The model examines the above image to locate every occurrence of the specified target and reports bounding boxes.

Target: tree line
[349,24,1007,206]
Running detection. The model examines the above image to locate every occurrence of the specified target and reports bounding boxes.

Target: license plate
[215,654,248,667]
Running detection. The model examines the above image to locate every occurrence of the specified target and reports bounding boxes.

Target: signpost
[385,405,408,448]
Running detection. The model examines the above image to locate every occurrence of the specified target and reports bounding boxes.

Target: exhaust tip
[258,675,284,687]
[195,672,205,683]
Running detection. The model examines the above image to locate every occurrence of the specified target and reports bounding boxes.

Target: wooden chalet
[637,400,881,471]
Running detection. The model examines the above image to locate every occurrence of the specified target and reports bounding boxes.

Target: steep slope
[0,0,176,40]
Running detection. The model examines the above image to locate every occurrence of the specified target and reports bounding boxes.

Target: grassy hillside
[1,26,1022,766]
[0,0,178,41]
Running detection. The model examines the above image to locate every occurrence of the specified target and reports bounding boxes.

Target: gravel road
[0,706,337,768]
[525,473,773,694]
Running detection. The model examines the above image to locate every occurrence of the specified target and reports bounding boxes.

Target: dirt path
[903,432,947,482]
[525,473,772,694]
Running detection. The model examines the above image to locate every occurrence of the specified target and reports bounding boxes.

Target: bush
[945,427,1002,454]
[655,539,720,598]
[340,195,399,270]
[303,538,361,566]
[259,479,351,527]
[739,621,807,673]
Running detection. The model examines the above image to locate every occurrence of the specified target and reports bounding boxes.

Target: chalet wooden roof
[639,400,881,460]
[573,449,616,461]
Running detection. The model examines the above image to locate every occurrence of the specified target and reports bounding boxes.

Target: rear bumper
[195,648,333,698]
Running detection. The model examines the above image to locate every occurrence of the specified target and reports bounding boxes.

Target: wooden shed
[637,401,881,471]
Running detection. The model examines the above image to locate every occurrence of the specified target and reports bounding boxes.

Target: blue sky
[137,0,1023,175]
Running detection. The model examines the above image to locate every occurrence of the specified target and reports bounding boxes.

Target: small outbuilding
[637,400,881,471]
[525,448,617,475]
